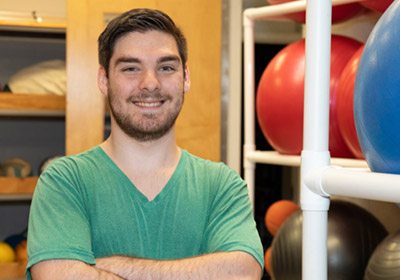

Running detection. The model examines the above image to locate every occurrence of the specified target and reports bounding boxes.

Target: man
[26,8,264,279]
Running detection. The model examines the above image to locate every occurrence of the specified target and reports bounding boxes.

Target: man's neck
[100,127,180,172]
[100,128,181,201]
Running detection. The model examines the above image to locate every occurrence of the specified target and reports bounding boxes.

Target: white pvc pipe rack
[243,0,400,279]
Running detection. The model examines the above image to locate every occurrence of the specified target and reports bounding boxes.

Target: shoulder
[42,146,105,174]
[181,150,245,187]
[182,150,236,172]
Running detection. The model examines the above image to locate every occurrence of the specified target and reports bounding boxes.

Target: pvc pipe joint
[304,165,339,197]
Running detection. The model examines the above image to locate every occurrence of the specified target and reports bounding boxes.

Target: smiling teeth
[135,101,162,107]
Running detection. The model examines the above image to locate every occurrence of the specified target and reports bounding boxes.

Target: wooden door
[66,0,221,161]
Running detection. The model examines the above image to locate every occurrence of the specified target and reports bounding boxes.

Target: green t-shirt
[26,146,263,279]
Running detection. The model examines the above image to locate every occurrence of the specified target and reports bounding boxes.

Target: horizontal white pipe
[246,151,368,168]
[247,151,301,166]
[244,0,362,21]
[305,167,400,203]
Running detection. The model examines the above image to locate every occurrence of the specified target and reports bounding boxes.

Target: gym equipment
[264,247,272,275]
[336,45,365,159]
[0,158,32,177]
[0,242,15,263]
[267,0,365,23]
[360,0,394,13]
[364,229,400,280]
[354,0,400,174]
[264,200,299,236]
[270,200,387,280]
[256,35,361,157]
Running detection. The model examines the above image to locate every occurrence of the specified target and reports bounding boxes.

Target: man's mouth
[134,101,164,107]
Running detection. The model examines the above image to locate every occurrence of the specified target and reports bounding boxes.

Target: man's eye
[123,67,138,72]
[161,66,175,71]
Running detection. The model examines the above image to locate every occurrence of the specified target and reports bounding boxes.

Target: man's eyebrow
[115,57,141,65]
[114,55,180,65]
[158,55,181,64]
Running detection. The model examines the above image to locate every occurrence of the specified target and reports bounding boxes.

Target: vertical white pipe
[303,2,331,151]
[226,0,244,174]
[301,0,332,279]
[243,14,256,207]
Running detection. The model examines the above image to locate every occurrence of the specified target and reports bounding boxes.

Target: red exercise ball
[267,0,365,23]
[360,0,394,13]
[336,45,365,159]
[265,200,299,236]
[264,247,272,275]
[256,35,362,157]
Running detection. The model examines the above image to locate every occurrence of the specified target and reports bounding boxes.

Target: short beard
[108,90,184,142]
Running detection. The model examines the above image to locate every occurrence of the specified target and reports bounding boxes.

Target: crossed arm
[31,251,261,280]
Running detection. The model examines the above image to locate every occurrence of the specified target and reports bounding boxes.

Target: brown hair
[98,8,188,76]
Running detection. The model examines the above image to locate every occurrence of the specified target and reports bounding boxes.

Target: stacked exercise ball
[336,45,365,159]
[354,0,400,174]
[256,35,362,157]
[264,200,299,236]
[264,200,299,276]
[270,200,387,280]
[266,0,365,23]
[360,0,394,13]
[364,229,400,280]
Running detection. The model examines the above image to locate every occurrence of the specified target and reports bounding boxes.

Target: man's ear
[183,65,191,94]
[98,66,109,96]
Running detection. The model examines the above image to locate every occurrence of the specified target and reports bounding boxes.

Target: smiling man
[26,8,264,280]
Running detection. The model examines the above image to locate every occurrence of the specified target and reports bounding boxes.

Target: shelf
[0,11,66,33]
[0,93,65,116]
[246,151,368,168]
[0,261,27,279]
[0,177,38,196]
[0,19,66,31]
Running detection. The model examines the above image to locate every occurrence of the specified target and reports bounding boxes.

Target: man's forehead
[113,54,182,66]
[111,31,181,61]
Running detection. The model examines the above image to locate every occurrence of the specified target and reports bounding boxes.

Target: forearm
[31,259,125,280]
[95,251,261,280]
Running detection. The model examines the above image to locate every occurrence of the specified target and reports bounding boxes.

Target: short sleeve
[26,160,95,279]
[203,165,264,269]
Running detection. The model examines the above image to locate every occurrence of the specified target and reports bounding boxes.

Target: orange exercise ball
[336,45,365,159]
[267,0,365,23]
[265,200,299,236]
[360,0,394,13]
[256,35,362,157]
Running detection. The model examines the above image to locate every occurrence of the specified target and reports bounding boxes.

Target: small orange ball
[15,240,28,262]
[265,200,299,236]
[264,247,272,275]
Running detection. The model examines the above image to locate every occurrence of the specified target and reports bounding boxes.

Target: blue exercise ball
[354,0,400,174]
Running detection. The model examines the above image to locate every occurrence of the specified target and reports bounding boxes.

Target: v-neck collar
[97,146,186,205]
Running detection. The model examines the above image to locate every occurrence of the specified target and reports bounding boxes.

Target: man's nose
[139,70,161,92]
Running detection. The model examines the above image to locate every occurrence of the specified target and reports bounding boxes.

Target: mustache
[127,92,170,102]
